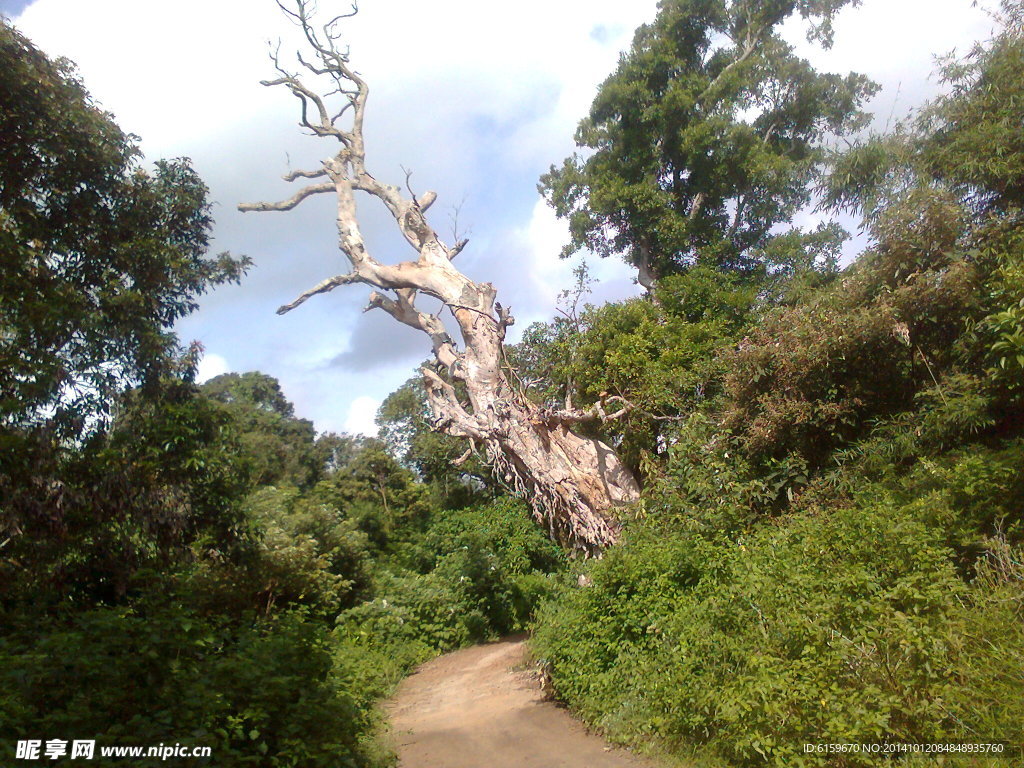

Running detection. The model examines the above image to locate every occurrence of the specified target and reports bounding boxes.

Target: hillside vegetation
[2,3,1023,767]
[529,5,1024,764]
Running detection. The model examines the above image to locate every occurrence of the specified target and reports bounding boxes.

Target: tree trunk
[415,272,638,552]
[240,0,639,552]
[490,414,638,549]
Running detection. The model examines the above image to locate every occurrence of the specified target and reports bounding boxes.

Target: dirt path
[384,636,658,768]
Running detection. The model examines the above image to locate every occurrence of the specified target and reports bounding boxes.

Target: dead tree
[240,0,639,552]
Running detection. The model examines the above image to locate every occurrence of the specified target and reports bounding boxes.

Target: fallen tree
[240,0,639,552]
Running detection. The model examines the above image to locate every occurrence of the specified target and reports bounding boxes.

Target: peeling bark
[240,0,639,552]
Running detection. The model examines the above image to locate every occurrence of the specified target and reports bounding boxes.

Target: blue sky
[6,0,996,435]
[0,0,31,15]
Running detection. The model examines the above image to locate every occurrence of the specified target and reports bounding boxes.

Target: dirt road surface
[385,636,658,768]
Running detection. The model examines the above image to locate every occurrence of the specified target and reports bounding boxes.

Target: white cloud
[523,199,578,309]
[784,0,995,126]
[344,395,381,437]
[12,0,657,162]
[195,352,229,383]
[514,198,640,324]
[14,0,284,153]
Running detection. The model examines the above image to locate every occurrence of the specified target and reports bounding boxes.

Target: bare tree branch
[365,289,463,372]
[448,238,469,260]
[541,395,635,426]
[496,301,515,340]
[418,190,438,212]
[239,182,334,212]
[277,272,361,314]
[420,366,489,439]
[283,167,328,182]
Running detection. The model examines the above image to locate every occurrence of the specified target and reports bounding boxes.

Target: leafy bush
[533,501,1024,766]
[341,499,565,654]
[239,486,373,618]
[0,600,378,768]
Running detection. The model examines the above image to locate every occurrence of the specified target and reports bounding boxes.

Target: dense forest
[2,1,1023,767]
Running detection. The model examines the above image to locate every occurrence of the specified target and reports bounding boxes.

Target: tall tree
[0,21,247,442]
[0,18,249,599]
[540,0,875,286]
[240,1,639,552]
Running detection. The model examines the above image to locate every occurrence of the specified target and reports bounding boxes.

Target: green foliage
[821,2,1024,224]
[980,226,1024,390]
[377,375,492,505]
[0,21,247,440]
[2,362,556,768]
[533,502,1023,766]
[509,266,763,474]
[200,372,344,489]
[0,27,383,768]
[942,539,1024,746]
[647,410,797,532]
[540,0,874,276]
[530,7,1024,766]
[319,498,568,723]
[721,188,992,470]
[324,438,433,546]
[0,600,376,768]
[921,3,1024,213]
[240,486,373,617]
[835,438,1024,560]
[340,499,565,656]
[0,341,253,611]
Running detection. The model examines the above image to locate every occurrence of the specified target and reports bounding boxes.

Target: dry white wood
[241,0,640,552]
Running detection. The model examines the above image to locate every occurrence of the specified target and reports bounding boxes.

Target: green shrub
[533,501,1023,766]
[340,498,566,656]
[943,540,1024,749]
[0,601,377,768]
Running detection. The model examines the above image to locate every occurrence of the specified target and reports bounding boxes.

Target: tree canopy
[0,23,248,442]
[540,0,875,280]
